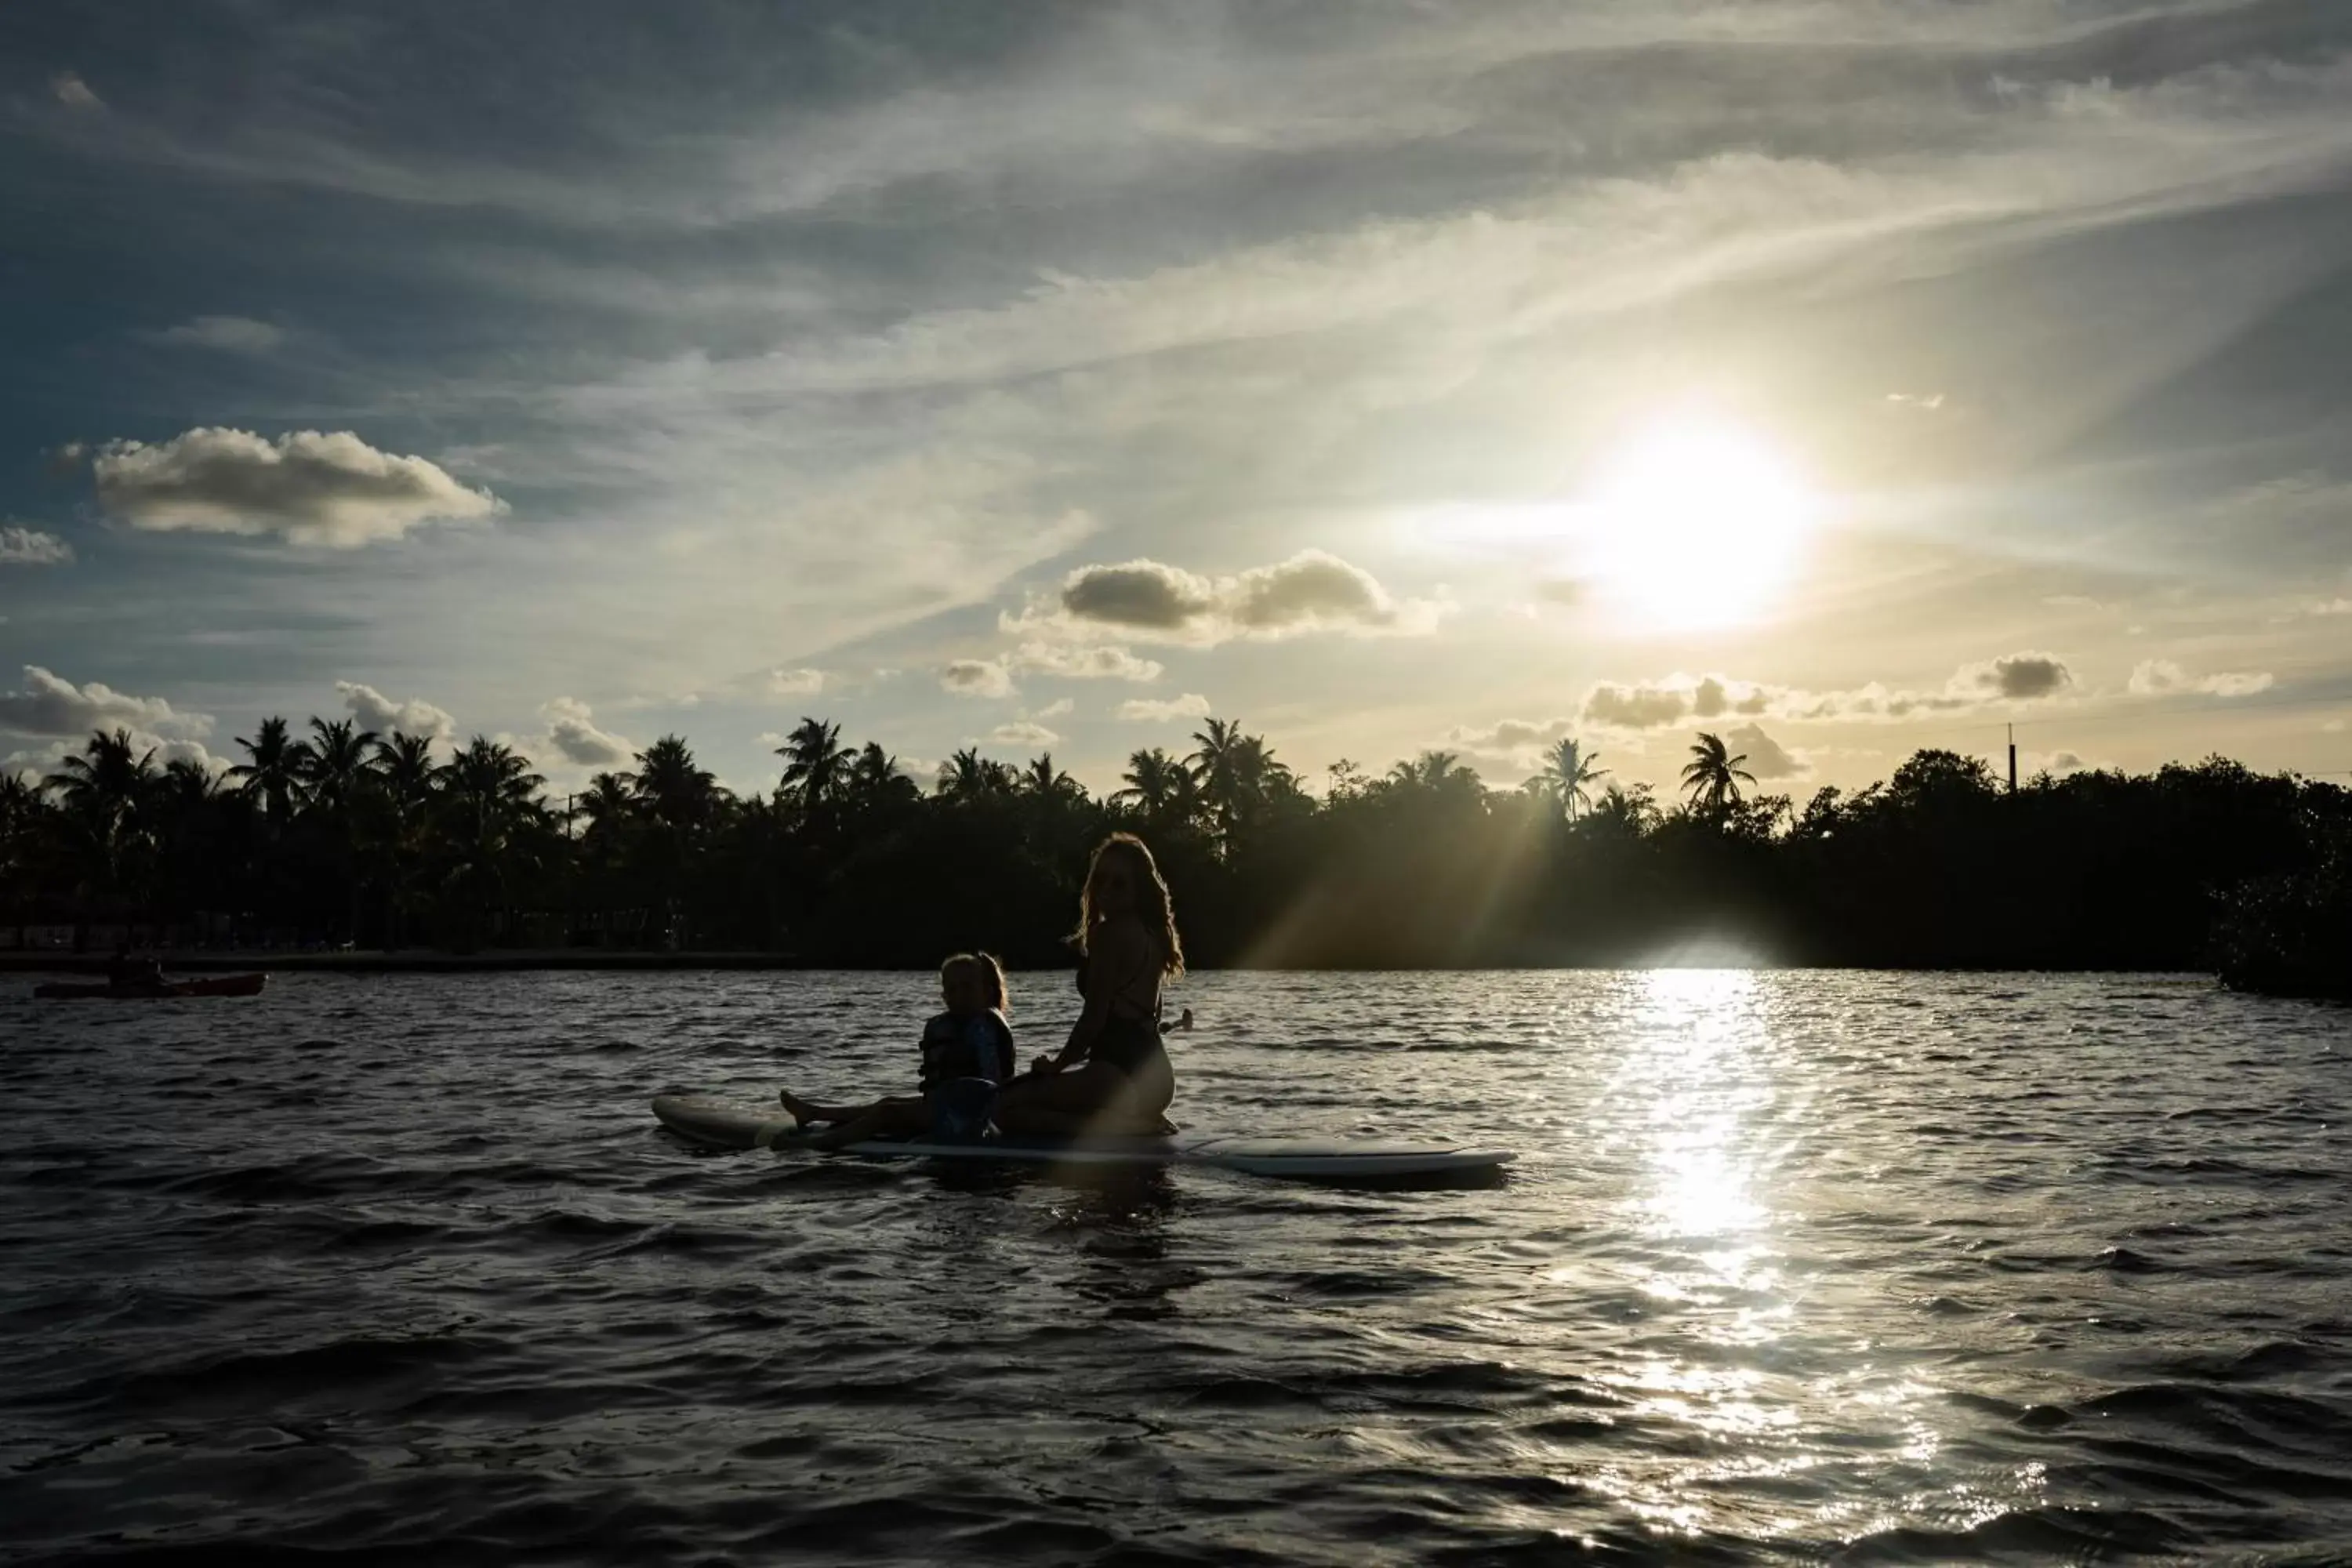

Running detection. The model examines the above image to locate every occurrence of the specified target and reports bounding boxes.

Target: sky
[2,0,2350,803]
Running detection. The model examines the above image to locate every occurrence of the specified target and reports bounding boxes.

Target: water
[4,971,2350,1565]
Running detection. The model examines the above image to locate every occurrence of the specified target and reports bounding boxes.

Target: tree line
[2,713,2347,990]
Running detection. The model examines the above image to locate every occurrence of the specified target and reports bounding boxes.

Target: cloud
[1584,683,1693,731]
[150,315,285,354]
[50,72,103,111]
[2128,660,2275,699]
[1960,652,2072,701]
[538,698,632,765]
[88,427,506,548]
[940,659,1014,699]
[336,681,455,742]
[766,667,826,695]
[1010,642,1163,682]
[989,720,1058,747]
[1116,693,1211,723]
[2312,600,2352,617]
[1442,715,1588,771]
[1581,655,2082,732]
[0,526,73,566]
[1014,550,1439,646]
[0,666,210,739]
[1030,698,1073,720]
[1722,723,1807,781]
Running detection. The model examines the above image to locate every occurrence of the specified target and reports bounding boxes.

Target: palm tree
[1115,748,1191,817]
[935,748,1015,801]
[45,728,161,918]
[0,771,51,947]
[846,742,918,815]
[368,731,441,949]
[1188,718,1247,841]
[370,732,439,815]
[1021,753,1080,801]
[630,735,718,834]
[1539,737,1610,820]
[435,737,549,949]
[572,771,637,845]
[775,717,852,815]
[301,717,379,817]
[228,715,310,827]
[1681,731,1759,816]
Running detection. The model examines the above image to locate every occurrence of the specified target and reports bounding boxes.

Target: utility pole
[2008,724,2017,793]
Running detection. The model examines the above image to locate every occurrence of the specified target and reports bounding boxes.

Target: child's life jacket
[919,1008,1016,1094]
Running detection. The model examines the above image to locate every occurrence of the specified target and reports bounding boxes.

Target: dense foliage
[4,715,2348,985]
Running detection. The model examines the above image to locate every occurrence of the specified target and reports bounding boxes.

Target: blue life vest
[918,1008,1015,1094]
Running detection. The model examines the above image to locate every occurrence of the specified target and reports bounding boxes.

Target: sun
[1582,417,1814,632]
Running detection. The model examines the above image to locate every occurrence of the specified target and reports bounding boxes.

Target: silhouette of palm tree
[45,728,160,908]
[1116,748,1189,816]
[228,716,308,827]
[1188,718,1247,841]
[775,717,851,813]
[1021,753,1079,800]
[1540,737,1609,820]
[302,717,379,818]
[935,748,1014,800]
[1681,731,1758,815]
[847,742,916,814]
[370,733,437,814]
[630,736,718,833]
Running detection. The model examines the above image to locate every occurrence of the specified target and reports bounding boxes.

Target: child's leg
[807,1095,933,1151]
[779,1087,878,1127]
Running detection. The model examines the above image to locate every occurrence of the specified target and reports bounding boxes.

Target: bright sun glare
[1584,418,1814,632]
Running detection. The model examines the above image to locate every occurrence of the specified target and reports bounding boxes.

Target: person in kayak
[778,952,1016,1149]
[994,833,1184,1138]
[107,943,165,991]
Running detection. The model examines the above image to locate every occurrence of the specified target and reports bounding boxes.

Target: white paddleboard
[651,1096,1512,1181]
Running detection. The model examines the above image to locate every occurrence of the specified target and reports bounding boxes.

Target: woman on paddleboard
[994,833,1184,1137]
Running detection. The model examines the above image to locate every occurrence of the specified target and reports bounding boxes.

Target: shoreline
[0,950,806,975]
[1,950,2229,979]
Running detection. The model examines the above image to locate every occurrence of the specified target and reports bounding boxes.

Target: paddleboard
[651,1096,1512,1182]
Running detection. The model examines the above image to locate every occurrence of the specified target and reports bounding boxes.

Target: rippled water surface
[5,970,2352,1565]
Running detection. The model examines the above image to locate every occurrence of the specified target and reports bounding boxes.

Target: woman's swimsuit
[1076,962,1169,1079]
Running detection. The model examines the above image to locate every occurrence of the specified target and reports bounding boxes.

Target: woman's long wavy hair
[1072,833,1185,978]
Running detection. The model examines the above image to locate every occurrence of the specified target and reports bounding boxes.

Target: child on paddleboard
[778,953,1016,1149]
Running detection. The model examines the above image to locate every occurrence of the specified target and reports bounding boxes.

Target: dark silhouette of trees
[5,714,2347,990]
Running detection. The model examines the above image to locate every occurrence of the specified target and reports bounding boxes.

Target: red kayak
[32,973,269,1000]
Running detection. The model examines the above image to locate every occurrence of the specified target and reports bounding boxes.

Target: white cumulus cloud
[0,666,211,739]
[538,698,632,765]
[989,720,1059,746]
[1722,723,1808,781]
[1011,549,1440,646]
[88,427,506,548]
[0,526,73,566]
[336,681,455,743]
[940,659,1014,699]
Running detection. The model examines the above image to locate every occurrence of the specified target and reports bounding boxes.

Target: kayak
[32,973,269,1000]
[652,1095,1513,1184]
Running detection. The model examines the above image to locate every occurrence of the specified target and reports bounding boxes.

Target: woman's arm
[1042,962,1112,1073]
[1038,924,1144,1073]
